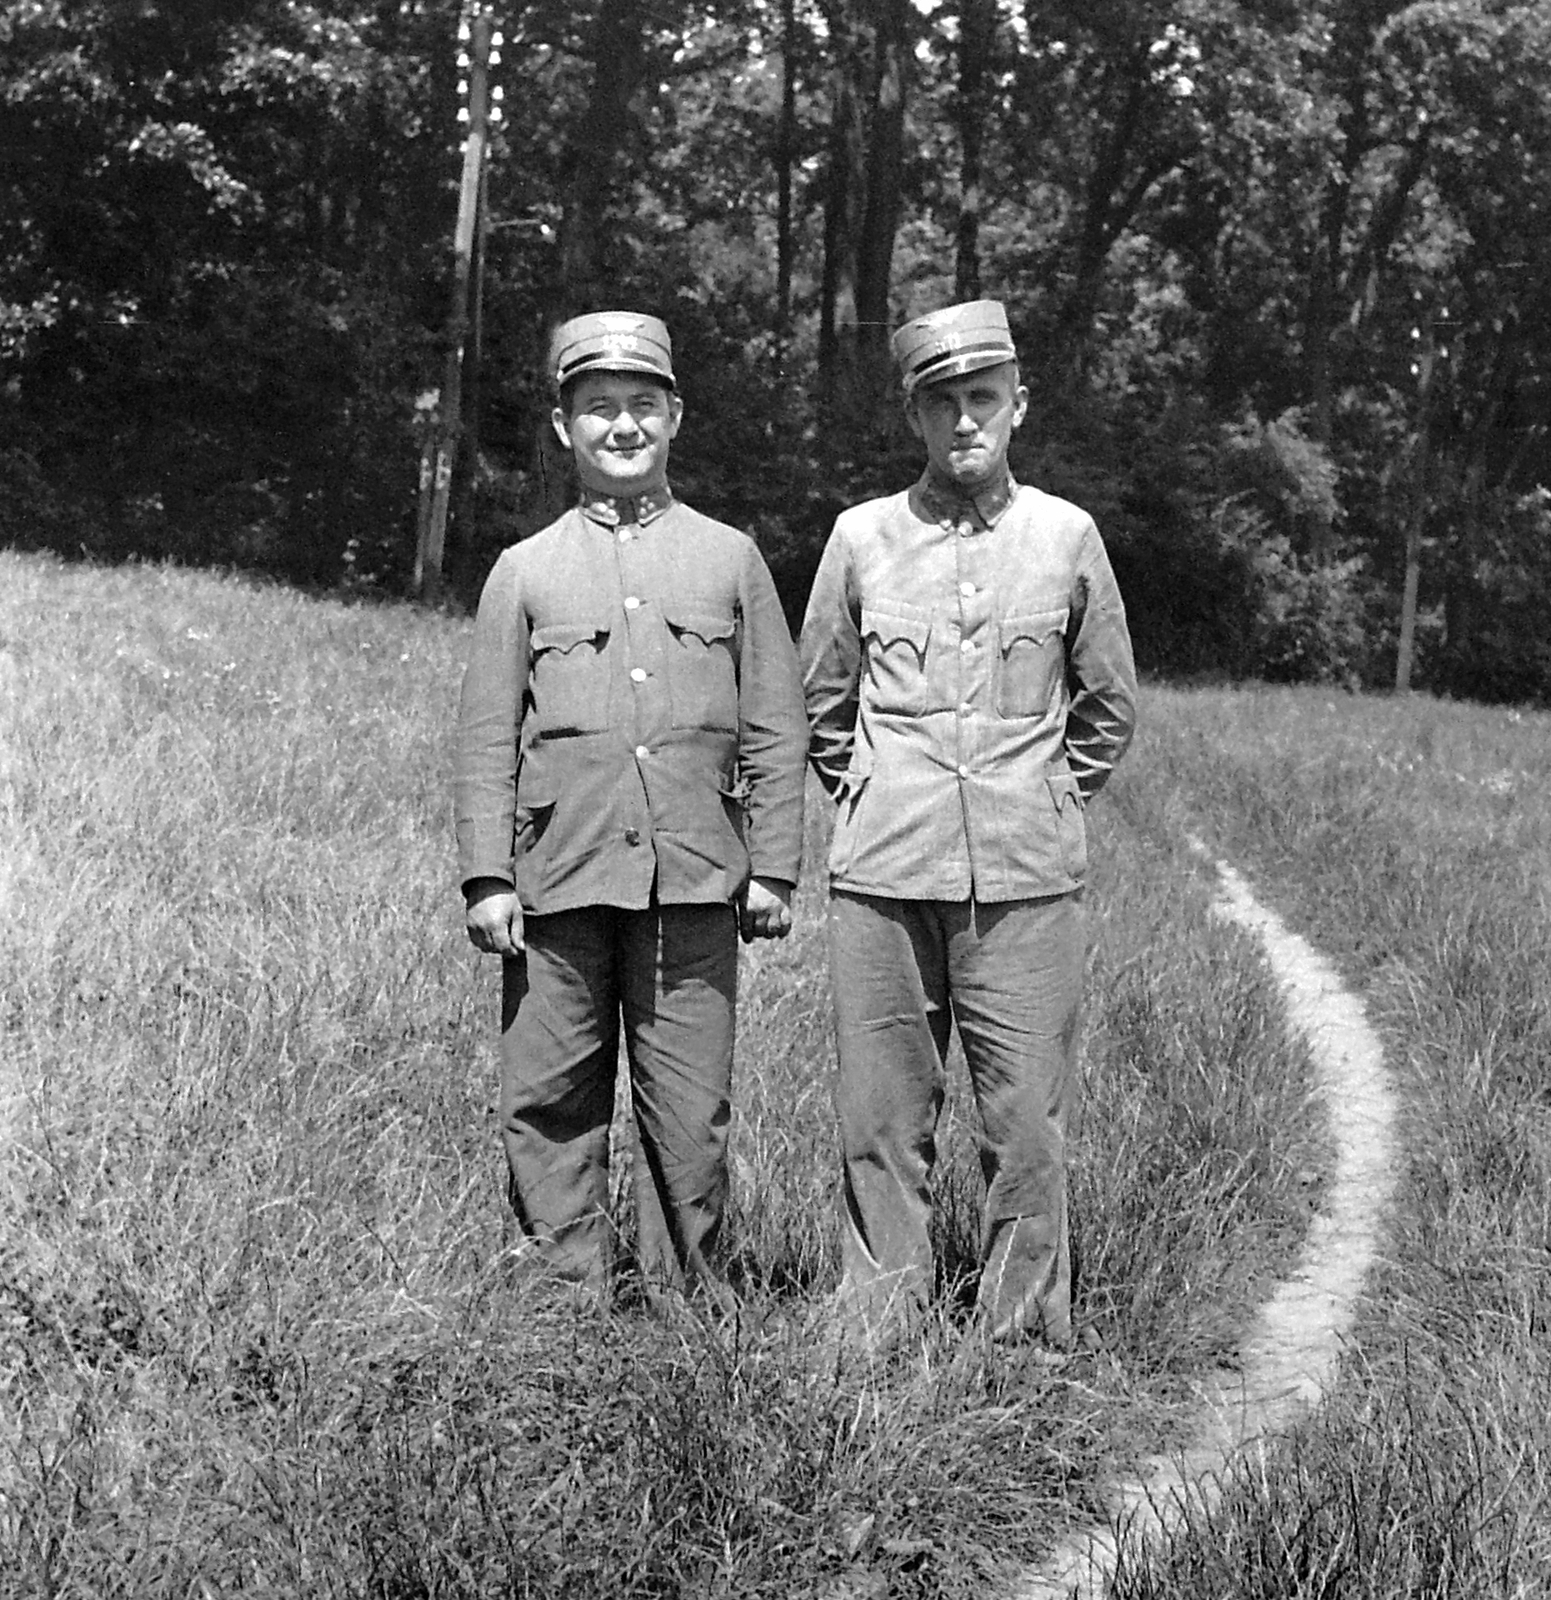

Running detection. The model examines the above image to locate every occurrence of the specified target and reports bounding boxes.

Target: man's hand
[738,876,793,943]
[465,878,525,957]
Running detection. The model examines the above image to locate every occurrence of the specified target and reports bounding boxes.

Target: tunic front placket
[948,507,994,895]
[598,504,668,902]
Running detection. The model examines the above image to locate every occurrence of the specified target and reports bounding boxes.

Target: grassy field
[0,548,1544,1597]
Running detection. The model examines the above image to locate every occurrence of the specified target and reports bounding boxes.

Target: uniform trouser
[828,889,1085,1346]
[499,902,737,1296]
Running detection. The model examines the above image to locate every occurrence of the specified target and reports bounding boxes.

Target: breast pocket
[996,607,1068,719]
[664,607,738,731]
[861,602,933,716]
[530,619,611,735]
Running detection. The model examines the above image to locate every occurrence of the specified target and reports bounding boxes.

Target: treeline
[3,0,1550,700]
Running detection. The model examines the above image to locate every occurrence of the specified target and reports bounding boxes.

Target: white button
[957,764,971,779]
[959,581,976,597]
[635,745,649,759]
[960,639,975,654]
[630,667,648,683]
[624,595,642,610]
[957,521,974,538]
[960,703,973,716]
[618,529,631,542]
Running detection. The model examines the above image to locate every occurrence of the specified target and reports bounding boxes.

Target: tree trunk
[818,4,861,411]
[818,0,909,420]
[1305,2,1425,563]
[854,0,907,389]
[1055,45,1179,378]
[1394,458,1425,693]
[953,0,994,303]
[555,0,647,314]
[774,0,797,377]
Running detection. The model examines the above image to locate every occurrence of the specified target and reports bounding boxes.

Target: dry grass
[1,552,1338,1595]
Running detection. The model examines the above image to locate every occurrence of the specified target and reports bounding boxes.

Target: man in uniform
[799,300,1136,1356]
[454,311,807,1304]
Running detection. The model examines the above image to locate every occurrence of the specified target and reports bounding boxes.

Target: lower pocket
[827,753,873,877]
[1045,772,1086,882]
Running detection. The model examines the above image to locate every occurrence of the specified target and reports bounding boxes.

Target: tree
[817,0,911,420]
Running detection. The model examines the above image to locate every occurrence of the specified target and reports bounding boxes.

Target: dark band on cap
[907,340,1018,383]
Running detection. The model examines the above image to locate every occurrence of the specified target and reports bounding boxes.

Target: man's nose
[953,408,977,433]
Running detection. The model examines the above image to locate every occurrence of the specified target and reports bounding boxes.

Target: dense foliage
[3,0,1550,698]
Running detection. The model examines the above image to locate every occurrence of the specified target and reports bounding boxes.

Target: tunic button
[635,745,649,760]
[624,595,642,610]
[957,764,971,779]
[618,529,631,543]
[959,581,976,597]
[957,521,974,538]
[960,639,975,654]
[624,828,641,846]
[630,667,648,683]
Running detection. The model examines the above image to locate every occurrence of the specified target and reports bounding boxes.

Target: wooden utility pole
[1395,305,1447,693]
[415,7,494,599]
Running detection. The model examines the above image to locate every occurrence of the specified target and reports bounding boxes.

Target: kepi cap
[892,299,1017,395]
[549,311,676,388]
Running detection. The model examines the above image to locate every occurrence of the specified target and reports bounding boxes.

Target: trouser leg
[828,891,952,1339]
[949,894,1085,1346]
[498,906,620,1286]
[619,903,738,1299]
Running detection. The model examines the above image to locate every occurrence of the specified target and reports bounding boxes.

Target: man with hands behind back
[800,300,1136,1358]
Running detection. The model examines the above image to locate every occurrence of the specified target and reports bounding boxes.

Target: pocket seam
[531,621,608,654]
[666,611,737,646]
[999,607,1068,652]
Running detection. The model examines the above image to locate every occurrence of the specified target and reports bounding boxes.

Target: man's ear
[903,396,924,441]
[1010,384,1030,431]
[667,391,684,439]
[550,405,573,451]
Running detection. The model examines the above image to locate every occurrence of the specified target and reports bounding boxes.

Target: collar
[577,483,674,528]
[913,467,1018,532]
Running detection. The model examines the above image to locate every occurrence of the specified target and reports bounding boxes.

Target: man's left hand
[738,876,794,943]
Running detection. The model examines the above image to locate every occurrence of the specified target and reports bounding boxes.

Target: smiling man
[799,299,1137,1359]
[454,311,806,1307]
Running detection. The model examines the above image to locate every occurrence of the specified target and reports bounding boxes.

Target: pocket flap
[861,602,932,654]
[1045,771,1083,811]
[1001,607,1068,651]
[666,609,736,646]
[531,619,608,654]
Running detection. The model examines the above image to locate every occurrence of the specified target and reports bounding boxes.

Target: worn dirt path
[1014,845,1400,1599]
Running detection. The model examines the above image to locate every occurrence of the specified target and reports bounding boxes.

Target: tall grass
[2,551,1325,1595]
[1108,686,1551,1598]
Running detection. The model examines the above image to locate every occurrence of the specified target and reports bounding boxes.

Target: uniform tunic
[801,472,1135,898]
[456,489,805,908]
